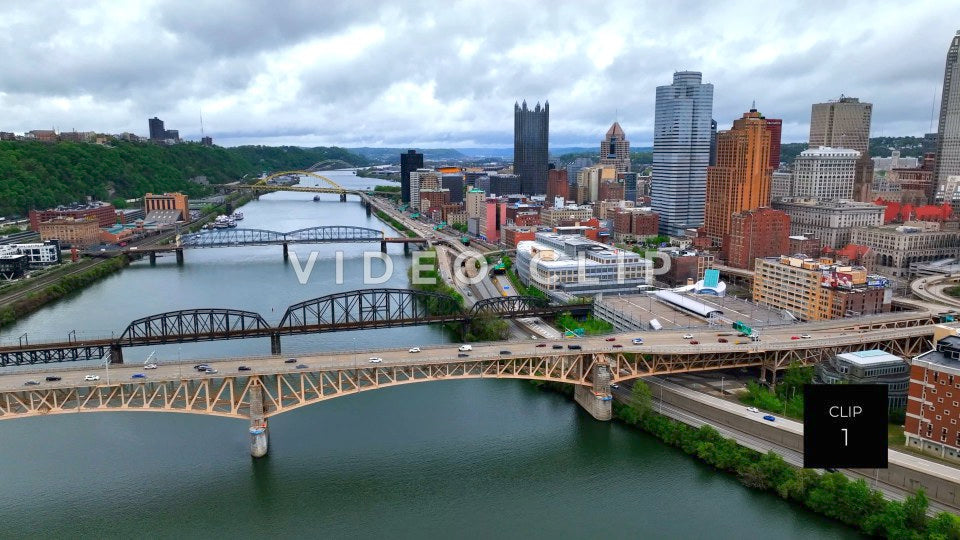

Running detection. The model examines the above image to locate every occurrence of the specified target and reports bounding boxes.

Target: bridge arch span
[118,308,271,346]
[468,296,551,318]
[258,170,346,192]
[278,288,463,332]
[285,225,383,243]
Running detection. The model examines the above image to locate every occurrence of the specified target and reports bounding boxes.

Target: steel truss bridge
[0,324,937,424]
[176,225,418,249]
[0,289,575,366]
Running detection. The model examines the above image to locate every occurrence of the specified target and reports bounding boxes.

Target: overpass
[0,289,584,366]
[0,322,943,457]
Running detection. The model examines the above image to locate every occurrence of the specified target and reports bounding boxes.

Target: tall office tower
[709,119,718,166]
[400,150,424,204]
[765,118,783,169]
[514,100,549,195]
[599,122,631,173]
[651,71,714,236]
[934,31,960,198]
[148,117,165,140]
[809,95,873,201]
[704,108,773,245]
[546,169,569,206]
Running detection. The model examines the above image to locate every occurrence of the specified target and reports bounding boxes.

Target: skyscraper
[148,117,165,140]
[704,108,773,246]
[934,31,960,197]
[709,119,718,166]
[514,101,549,195]
[765,118,783,169]
[809,96,873,201]
[599,122,631,173]
[399,150,424,204]
[651,71,714,236]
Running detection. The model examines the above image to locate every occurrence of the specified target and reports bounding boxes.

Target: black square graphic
[803,384,888,469]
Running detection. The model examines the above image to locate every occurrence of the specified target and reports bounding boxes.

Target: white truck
[648,319,663,331]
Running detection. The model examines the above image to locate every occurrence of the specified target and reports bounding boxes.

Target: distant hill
[348,147,467,163]
[0,141,368,216]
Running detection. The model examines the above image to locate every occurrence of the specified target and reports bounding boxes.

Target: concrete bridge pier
[175,248,184,265]
[574,361,612,421]
[403,242,410,256]
[270,333,281,355]
[109,344,124,364]
[339,193,347,202]
[282,242,289,261]
[365,201,372,216]
[149,251,157,265]
[380,240,387,254]
[248,383,269,458]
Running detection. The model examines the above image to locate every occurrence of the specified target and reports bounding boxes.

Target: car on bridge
[800,334,812,339]
[568,344,582,350]
[295,364,308,369]
[763,415,776,422]
[552,344,563,349]
[284,358,297,364]
[458,345,472,352]
[632,337,644,345]
[238,366,252,372]
[683,334,694,339]
[84,375,100,382]
[746,407,759,413]
[500,350,512,355]
[23,380,40,386]
[45,376,61,382]
[689,340,699,345]
[605,337,616,342]
[131,373,146,379]
[194,364,212,371]
[718,338,728,343]
[144,363,158,370]
[408,347,421,353]
[458,353,469,358]
[368,357,383,363]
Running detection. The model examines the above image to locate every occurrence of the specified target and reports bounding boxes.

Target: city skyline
[0,2,959,148]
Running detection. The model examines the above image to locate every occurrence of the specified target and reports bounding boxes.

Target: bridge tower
[573,357,612,421]
[339,193,347,202]
[248,381,269,458]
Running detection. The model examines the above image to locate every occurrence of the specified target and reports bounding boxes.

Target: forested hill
[0,141,369,216]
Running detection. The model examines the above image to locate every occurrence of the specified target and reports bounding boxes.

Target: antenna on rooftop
[200,109,205,138]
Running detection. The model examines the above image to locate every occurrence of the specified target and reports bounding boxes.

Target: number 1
[841,428,848,446]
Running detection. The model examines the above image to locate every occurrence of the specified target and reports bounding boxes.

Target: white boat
[231,211,244,221]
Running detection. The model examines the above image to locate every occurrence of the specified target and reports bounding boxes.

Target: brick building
[597,180,624,202]
[788,235,821,258]
[612,208,660,243]
[144,192,190,221]
[723,207,790,270]
[30,201,117,230]
[37,217,101,248]
[906,332,960,463]
[502,225,537,248]
[546,169,569,207]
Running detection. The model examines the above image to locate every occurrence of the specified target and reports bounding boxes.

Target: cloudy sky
[1,1,958,149]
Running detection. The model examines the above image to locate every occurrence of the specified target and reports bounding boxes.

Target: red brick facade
[724,207,790,270]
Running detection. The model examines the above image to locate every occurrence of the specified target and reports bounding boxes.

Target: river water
[0,171,859,538]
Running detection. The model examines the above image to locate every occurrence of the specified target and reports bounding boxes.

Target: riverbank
[0,192,253,331]
[534,380,960,538]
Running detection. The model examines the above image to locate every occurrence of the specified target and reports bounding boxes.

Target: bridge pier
[109,343,124,364]
[380,240,387,254]
[270,333,281,355]
[248,383,269,458]
[365,201,371,216]
[403,242,410,256]
[149,251,157,265]
[175,248,184,265]
[282,242,289,261]
[573,360,612,421]
[339,193,347,202]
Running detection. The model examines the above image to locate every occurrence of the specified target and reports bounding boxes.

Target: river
[0,170,860,538]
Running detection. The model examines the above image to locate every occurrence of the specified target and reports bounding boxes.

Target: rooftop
[837,350,904,366]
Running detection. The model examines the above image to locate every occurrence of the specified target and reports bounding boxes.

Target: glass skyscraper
[652,71,714,236]
[514,101,549,195]
[935,31,960,195]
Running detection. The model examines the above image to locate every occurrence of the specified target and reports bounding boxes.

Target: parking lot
[597,291,795,331]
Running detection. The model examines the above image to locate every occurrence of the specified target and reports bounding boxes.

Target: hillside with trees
[0,141,368,216]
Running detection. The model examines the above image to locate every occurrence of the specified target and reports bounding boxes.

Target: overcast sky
[1,1,958,149]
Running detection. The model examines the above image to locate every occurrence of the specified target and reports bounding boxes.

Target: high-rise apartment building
[704,108,773,245]
[934,31,960,198]
[400,150,424,204]
[514,101,549,195]
[652,71,714,236]
[792,147,860,200]
[599,122,631,173]
[409,169,439,213]
[148,117,165,140]
[809,96,873,201]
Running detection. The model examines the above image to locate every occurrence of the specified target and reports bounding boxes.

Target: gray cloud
[0,0,958,149]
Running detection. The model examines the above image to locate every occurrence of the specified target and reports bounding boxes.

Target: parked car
[84,375,100,381]
[408,347,422,353]
[284,358,297,364]
[131,373,146,379]
[458,345,472,352]
[23,380,40,386]
[683,334,694,339]
[368,357,383,363]
[45,376,62,382]
[238,366,252,372]
[746,407,759,413]
[763,415,776,422]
